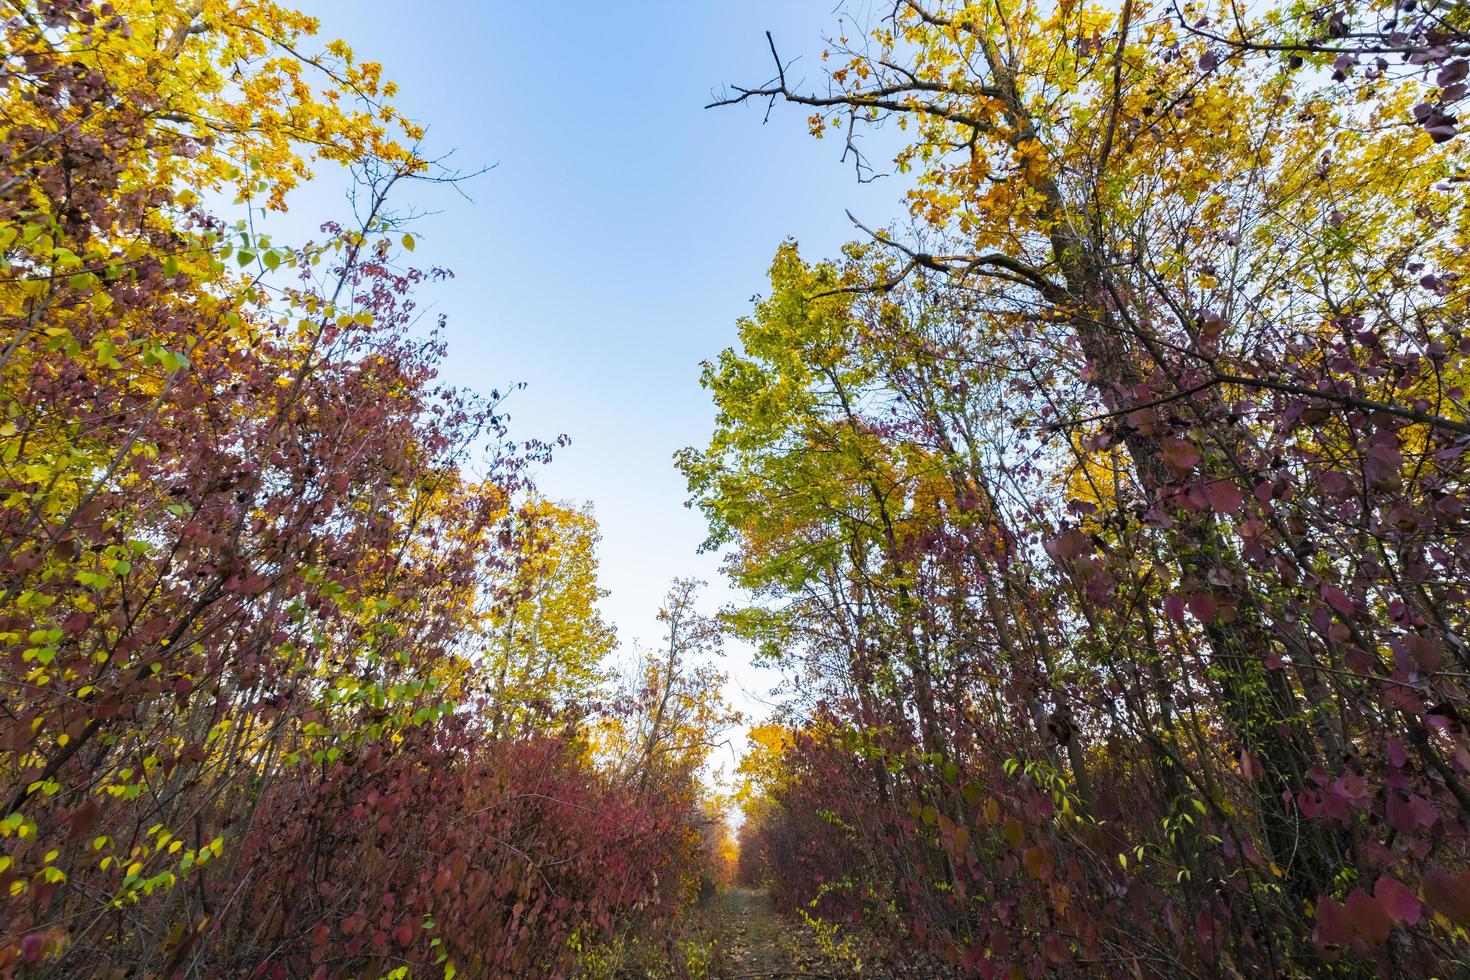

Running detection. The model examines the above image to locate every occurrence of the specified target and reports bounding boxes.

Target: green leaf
[159,350,191,372]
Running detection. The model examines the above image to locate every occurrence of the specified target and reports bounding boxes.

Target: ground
[697,887,868,979]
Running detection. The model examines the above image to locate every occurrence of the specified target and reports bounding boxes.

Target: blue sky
[291,0,906,777]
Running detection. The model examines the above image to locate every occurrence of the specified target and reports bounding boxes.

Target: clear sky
[290,0,906,780]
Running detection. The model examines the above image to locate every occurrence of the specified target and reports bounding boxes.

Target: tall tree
[0,3,725,975]
[481,498,617,738]
[699,0,1470,970]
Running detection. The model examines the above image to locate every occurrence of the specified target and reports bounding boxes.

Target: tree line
[5,0,1470,976]
[0,2,737,976]
[700,0,1470,975]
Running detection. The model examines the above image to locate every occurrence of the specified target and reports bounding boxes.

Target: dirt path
[702,887,858,979]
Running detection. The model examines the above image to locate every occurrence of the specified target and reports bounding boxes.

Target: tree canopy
[4,0,1470,975]
[699,0,1470,975]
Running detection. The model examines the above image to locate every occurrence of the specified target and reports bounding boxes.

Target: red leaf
[1409,794,1438,828]
[1207,481,1244,514]
[66,798,100,841]
[1423,868,1470,925]
[1374,875,1421,926]
[1187,593,1217,623]
[1194,909,1216,951]
[20,934,42,965]
[1163,595,1185,624]
[1045,529,1089,561]
[1320,585,1354,618]
[1313,896,1351,955]
[1386,795,1416,834]
[1161,437,1202,472]
[1126,408,1156,434]
[1345,888,1391,945]
[1402,634,1442,673]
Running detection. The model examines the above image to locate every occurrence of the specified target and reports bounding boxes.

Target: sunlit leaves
[0,2,711,975]
[706,0,1470,973]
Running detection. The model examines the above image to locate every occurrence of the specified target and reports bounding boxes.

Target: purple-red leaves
[65,799,100,842]
[1160,437,1202,472]
[1363,439,1405,490]
[1313,896,1351,958]
[1320,585,1355,619]
[1345,888,1391,945]
[1423,868,1470,926]
[1206,480,1244,514]
[1044,528,1090,562]
[1163,594,1186,624]
[1396,634,1443,673]
[1414,101,1459,142]
[1194,909,1217,956]
[1317,469,1353,496]
[1041,934,1071,965]
[1374,875,1421,927]
[1187,592,1218,623]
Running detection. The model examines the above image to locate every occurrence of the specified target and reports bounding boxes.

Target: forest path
[702,887,861,979]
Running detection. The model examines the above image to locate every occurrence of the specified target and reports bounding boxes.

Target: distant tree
[480,498,617,737]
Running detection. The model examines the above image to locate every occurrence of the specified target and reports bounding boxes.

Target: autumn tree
[611,579,741,795]
[0,2,726,975]
[479,498,616,738]
[699,0,1470,973]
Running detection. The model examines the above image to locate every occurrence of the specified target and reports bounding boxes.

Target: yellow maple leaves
[4,0,423,218]
[479,498,617,736]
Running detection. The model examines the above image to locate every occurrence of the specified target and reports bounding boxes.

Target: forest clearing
[2,0,1469,976]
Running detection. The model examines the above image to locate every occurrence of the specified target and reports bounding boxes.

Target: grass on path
[696,887,865,979]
